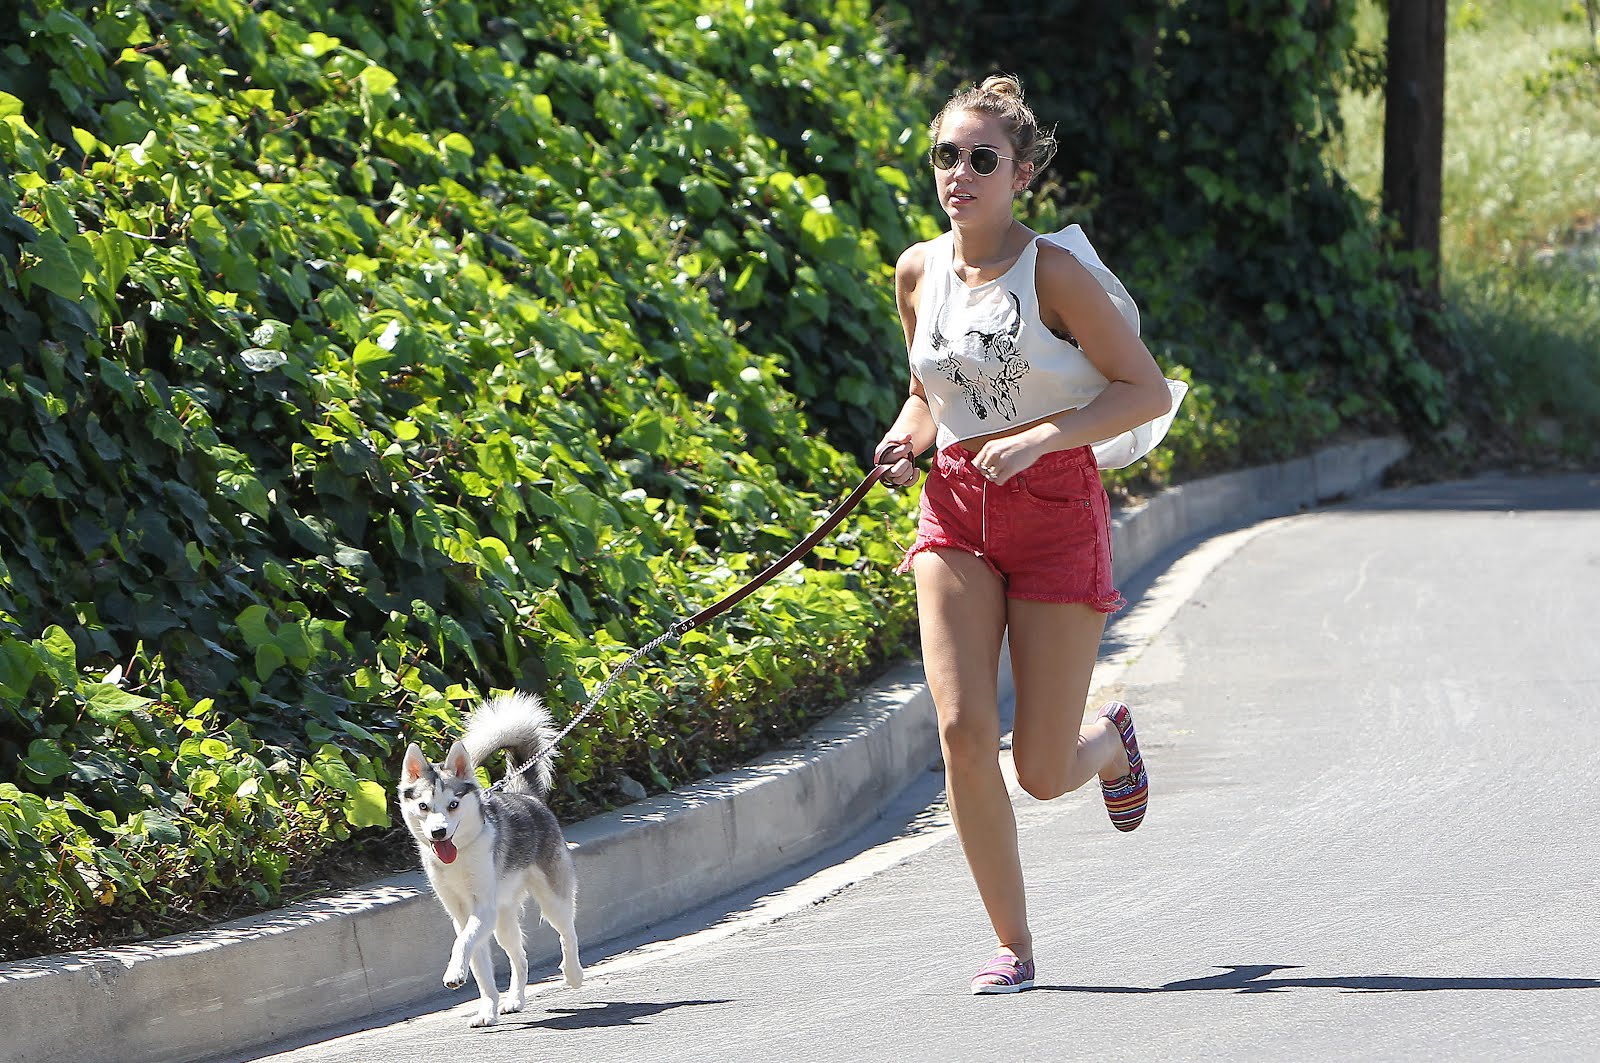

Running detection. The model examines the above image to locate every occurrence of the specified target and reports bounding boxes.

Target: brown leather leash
[667,464,888,637]
[492,464,888,787]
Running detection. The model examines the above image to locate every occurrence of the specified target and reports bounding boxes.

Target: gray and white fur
[399,692,582,1027]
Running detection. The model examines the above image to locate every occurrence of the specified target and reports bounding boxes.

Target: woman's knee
[1015,766,1067,802]
[1013,746,1081,801]
[938,709,998,771]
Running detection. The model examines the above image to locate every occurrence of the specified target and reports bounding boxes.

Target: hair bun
[979,74,1024,99]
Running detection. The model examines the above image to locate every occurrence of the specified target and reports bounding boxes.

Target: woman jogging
[874,74,1178,994]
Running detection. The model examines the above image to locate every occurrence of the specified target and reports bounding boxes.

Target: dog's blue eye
[447,800,459,810]
[418,802,429,812]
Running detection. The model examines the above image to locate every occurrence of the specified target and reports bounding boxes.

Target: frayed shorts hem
[895,537,991,577]
[1009,588,1126,613]
[897,540,1125,613]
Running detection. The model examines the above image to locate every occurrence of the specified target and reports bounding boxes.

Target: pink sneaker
[970,953,1036,995]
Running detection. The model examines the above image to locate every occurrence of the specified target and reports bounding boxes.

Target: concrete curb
[0,436,1408,1063]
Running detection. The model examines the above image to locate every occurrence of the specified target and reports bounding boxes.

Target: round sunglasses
[929,141,1017,176]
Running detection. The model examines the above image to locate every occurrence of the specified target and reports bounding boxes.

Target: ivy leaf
[86,684,154,723]
[353,338,395,372]
[21,740,74,784]
[140,813,182,845]
[23,231,85,300]
[439,131,475,164]
[307,747,359,794]
[0,639,43,700]
[341,779,389,828]
[187,205,227,253]
[147,410,184,450]
[356,63,397,96]
[235,605,273,650]
[439,615,482,673]
[32,626,78,686]
[90,228,136,294]
[217,469,271,519]
[13,462,63,500]
[255,643,287,682]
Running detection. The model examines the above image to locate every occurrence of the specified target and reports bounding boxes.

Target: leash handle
[489,465,889,788]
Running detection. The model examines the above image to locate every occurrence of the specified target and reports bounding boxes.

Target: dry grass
[1329,0,1600,460]
[1330,0,1600,268]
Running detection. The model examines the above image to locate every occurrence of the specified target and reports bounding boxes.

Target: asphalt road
[238,473,1600,1063]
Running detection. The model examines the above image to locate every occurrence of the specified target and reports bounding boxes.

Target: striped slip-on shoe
[970,953,1036,995]
[1098,701,1148,832]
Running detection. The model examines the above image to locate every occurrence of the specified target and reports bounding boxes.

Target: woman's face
[931,108,1031,225]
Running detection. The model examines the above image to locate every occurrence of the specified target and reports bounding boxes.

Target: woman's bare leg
[1006,598,1129,801]
[913,549,1030,959]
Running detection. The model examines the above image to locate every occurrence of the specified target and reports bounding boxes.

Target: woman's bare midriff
[957,408,1080,452]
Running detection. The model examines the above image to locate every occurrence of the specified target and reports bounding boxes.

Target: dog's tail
[461,692,557,795]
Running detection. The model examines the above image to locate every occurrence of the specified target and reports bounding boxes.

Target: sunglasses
[929,141,1017,176]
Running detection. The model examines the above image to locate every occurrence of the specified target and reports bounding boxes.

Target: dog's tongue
[432,838,457,864]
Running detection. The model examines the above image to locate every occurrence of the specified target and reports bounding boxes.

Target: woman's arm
[876,243,937,484]
[974,242,1172,482]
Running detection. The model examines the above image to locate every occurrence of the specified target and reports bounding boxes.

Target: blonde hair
[930,74,1058,182]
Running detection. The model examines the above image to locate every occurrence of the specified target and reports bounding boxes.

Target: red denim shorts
[898,443,1123,611]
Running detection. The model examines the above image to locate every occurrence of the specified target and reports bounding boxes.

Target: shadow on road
[1039,964,1600,995]
[1346,473,1600,513]
[482,998,734,1033]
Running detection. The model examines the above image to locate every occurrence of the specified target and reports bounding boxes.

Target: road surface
[236,473,1600,1063]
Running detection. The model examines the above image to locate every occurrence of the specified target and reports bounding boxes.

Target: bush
[0,0,929,958]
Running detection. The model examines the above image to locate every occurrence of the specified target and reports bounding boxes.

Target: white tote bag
[1041,225,1189,470]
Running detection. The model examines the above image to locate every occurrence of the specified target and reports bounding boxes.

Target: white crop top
[909,224,1186,468]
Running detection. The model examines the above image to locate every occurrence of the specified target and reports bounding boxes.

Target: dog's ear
[401,743,430,783]
[442,740,473,779]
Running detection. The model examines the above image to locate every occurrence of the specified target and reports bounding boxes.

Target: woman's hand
[873,436,920,488]
[972,430,1047,486]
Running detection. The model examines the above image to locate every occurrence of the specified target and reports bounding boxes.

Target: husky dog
[399,693,582,1027]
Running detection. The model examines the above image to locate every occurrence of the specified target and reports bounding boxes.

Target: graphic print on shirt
[930,290,1030,422]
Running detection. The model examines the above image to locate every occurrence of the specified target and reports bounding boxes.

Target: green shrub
[0,0,927,958]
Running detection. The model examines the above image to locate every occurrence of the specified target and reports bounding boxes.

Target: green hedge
[0,0,951,958]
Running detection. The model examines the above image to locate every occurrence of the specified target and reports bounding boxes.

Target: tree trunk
[1381,0,1447,293]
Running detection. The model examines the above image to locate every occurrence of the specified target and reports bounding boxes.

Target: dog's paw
[443,964,468,990]
[469,1004,499,1029]
[498,995,525,1015]
[562,964,584,990]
